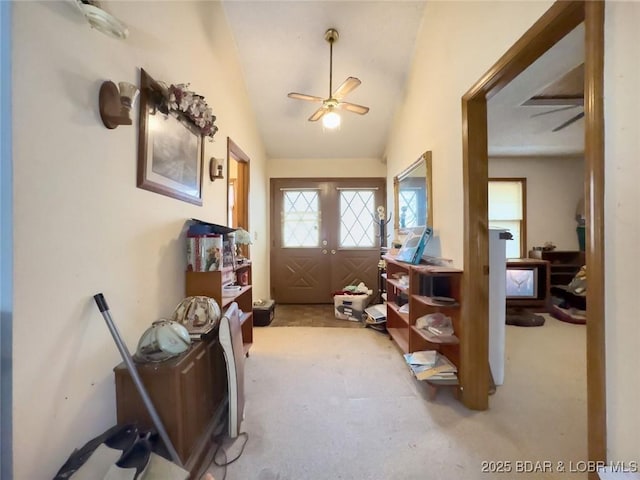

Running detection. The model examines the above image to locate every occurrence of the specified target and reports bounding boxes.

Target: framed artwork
[137,69,204,205]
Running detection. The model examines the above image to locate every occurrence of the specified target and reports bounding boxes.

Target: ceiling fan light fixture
[287,28,369,125]
[322,110,341,129]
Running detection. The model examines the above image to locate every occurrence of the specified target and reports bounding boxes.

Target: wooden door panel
[271,178,385,304]
[272,250,331,303]
[331,250,380,297]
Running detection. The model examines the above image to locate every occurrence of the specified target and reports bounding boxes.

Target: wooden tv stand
[505,258,550,311]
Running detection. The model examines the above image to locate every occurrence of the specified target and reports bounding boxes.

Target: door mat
[271,304,362,328]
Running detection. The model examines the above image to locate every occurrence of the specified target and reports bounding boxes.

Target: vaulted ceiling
[221,2,584,160]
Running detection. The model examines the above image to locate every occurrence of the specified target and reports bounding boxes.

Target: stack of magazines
[403,350,458,382]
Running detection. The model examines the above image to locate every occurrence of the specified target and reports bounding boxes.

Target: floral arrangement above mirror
[156,82,219,141]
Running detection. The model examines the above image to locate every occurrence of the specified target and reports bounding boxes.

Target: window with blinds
[488,179,526,258]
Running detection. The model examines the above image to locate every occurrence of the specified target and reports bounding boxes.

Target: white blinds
[488,181,523,220]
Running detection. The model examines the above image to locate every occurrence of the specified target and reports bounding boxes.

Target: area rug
[268,304,363,328]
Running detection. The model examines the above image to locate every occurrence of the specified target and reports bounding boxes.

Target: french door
[270,178,386,304]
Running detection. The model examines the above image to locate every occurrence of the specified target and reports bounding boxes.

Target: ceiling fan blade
[552,111,585,132]
[308,107,326,122]
[337,101,369,115]
[332,77,361,100]
[288,92,325,103]
[530,105,579,118]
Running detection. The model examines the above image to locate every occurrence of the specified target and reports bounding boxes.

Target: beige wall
[386,0,638,465]
[604,2,640,463]
[489,156,584,252]
[12,2,267,477]
[269,157,386,178]
[385,0,555,266]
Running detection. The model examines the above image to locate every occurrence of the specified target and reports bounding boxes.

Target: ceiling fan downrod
[325,28,339,99]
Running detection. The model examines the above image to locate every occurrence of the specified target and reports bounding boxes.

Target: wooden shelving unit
[528,250,585,286]
[185,263,253,355]
[383,257,411,353]
[383,255,463,397]
[409,264,462,379]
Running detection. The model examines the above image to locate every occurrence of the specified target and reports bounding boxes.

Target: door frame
[460,0,605,472]
[227,137,250,230]
[269,177,386,303]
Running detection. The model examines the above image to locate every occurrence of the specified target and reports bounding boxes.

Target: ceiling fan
[525,63,584,132]
[287,28,369,128]
[530,104,584,132]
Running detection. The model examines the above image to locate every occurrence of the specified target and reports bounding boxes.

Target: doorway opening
[270,177,385,304]
[461,0,605,471]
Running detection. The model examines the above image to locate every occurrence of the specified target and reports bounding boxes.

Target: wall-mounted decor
[99,80,139,129]
[209,157,224,181]
[137,69,218,206]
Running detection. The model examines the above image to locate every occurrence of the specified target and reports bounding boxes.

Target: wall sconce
[209,157,224,181]
[99,81,139,129]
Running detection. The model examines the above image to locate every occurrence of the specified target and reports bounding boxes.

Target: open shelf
[387,302,409,325]
[413,295,460,308]
[186,265,254,355]
[411,325,459,345]
[386,277,409,292]
[387,327,409,353]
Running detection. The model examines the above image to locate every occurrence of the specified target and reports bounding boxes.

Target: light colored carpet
[205,314,587,480]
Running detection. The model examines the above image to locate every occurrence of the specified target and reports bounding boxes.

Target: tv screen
[505,267,538,298]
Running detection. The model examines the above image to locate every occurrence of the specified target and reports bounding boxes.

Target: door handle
[331,249,336,255]
[322,249,328,254]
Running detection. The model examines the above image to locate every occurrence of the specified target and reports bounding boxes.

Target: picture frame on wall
[137,68,204,206]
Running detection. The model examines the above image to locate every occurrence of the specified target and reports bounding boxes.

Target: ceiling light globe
[322,111,341,129]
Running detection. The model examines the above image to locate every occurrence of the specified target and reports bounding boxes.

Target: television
[505,267,538,299]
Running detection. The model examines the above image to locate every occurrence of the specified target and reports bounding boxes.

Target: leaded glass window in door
[282,190,320,247]
[339,189,376,248]
[398,189,418,229]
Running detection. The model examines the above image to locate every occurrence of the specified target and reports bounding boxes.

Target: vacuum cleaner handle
[93,293,183,467]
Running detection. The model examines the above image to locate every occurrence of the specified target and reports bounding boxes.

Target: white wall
[269,157,386,178]
[385,1,555,267]
[12,2,267,477]
[604,2,640,463]
[387,0,639,465]
[489,156,584,252]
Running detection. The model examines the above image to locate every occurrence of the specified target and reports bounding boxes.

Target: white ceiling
[488,23,585,157]
[222,1,426,159]
[222,2,584,160]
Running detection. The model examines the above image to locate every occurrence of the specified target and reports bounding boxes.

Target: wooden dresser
[113,332,227,476]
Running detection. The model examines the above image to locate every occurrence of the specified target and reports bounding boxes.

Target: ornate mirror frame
[393,151,433,239]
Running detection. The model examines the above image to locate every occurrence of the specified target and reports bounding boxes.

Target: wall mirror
[226,137,250,255]
[393,151,433,239]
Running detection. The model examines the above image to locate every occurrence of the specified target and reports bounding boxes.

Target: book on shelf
[404,351,457,381]
[396,226,433,265]
[404,350,437,366]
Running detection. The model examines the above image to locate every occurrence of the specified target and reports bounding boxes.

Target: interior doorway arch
[460,1,605,474]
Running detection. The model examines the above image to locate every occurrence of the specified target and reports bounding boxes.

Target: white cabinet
[489,228,508,385]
